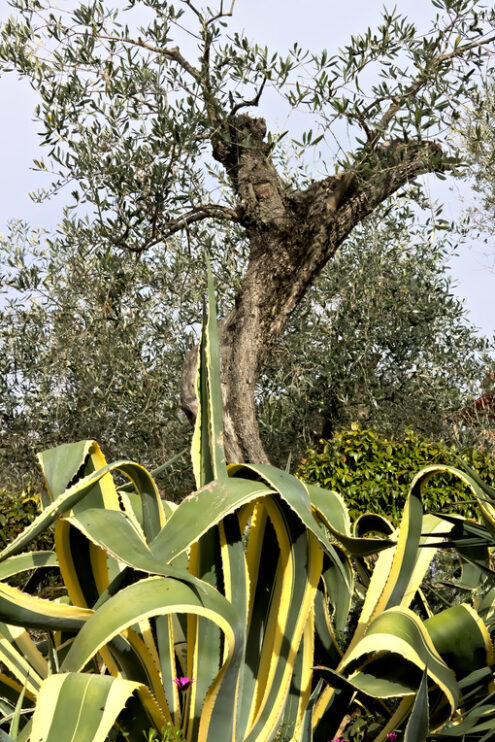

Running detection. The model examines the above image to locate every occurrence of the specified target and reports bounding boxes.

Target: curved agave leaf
[313,546,354,671]
[0,631,43,697]
[59,509,193,584]
[1,453,167,563]
[413,464,495,538]
[429,695,495,739]
[351,607,457,707]
[308,484,396,556]
[0,459,122,561]
[30,673,166,742]
[319,606,459,731]
[230,465,352,587]
[37,440,95,502]
[60,575,243,710]
[278,607,315,742]
[150,478,273,563]
[353,512,395,538]
[54,520,111,610]
[425,603,494,679]
[0,552,57,582]
[352,512,397,592]
[0,581,92,632]
[0,673,35,708]
[312,474,471,738]
[0,622,48,681]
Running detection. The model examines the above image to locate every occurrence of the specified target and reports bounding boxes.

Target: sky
[1,0,494,338]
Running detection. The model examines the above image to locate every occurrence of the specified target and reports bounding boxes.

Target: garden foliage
[298,428,495,524]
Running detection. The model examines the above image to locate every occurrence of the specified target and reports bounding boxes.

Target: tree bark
[181,113,457,464]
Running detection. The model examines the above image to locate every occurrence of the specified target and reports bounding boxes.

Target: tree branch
[229,75,268,116]
[95,34,202,82]
[370,32,495,148]
[115,204,240,253]
[205,0,236,27]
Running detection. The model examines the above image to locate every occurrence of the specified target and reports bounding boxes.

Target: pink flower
[173,676,194,691]
[386,734,397,741]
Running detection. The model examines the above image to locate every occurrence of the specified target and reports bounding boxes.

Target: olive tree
[1,0,494,463]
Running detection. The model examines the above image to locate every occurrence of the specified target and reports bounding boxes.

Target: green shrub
[297,427,495,523]
[0,487,53,551]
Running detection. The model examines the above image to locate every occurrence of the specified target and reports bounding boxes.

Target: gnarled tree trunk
[181,113,456,464]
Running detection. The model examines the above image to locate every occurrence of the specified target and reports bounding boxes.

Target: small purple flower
[386,734,398,741]
[173,676,194,691]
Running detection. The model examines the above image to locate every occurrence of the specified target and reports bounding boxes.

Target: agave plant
[0,272,493,741]
[0,272,395,741]
[311,459,495,742]
[418,462,495,740]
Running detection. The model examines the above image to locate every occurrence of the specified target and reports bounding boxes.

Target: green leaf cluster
[0,489,52,554]
[297,428,495,524]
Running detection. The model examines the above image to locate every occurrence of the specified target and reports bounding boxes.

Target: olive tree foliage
[1,0,495,464]
[456,74,495,235]
[0,217,246,492]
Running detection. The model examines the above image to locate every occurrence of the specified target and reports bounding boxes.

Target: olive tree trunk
[181,113,455,464]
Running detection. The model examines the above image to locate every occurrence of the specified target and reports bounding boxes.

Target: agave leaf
[30,673,165,742]
[2,449,166,565]
[108,627,171,720]
[0,623,48,680]
[425,603,494,679]
[8,675,27,740]
[413,464,495,538]
[0,673,35,707]
[353,512,395,538]
[0,552,58,582]
[230,465,347,566]
[191,263,227,489]
[60,573,241,675]
[308,483,396,556]
[404,669,429,741]
[341,607,458,715]
[313,605,460,736]
[242,499,323,742]
[185,528,224,742]
[294,678,324,742]
[0,581,92,631]
[429,695,495,738]
[321,544,354,637]
[0,628,43,696]
[345,495,449,666]
[0,458,125,561]
[314,575,343,670]
[37,440,95,502]
[62,508,153,566]
[187,514,244,742]
[150,478,273,563]
[279,607,314,741]
[117,461,166,542]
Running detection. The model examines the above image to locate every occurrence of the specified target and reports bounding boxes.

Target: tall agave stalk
[0,270,493,741]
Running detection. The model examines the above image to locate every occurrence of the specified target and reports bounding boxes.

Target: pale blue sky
[1,0,494,337]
